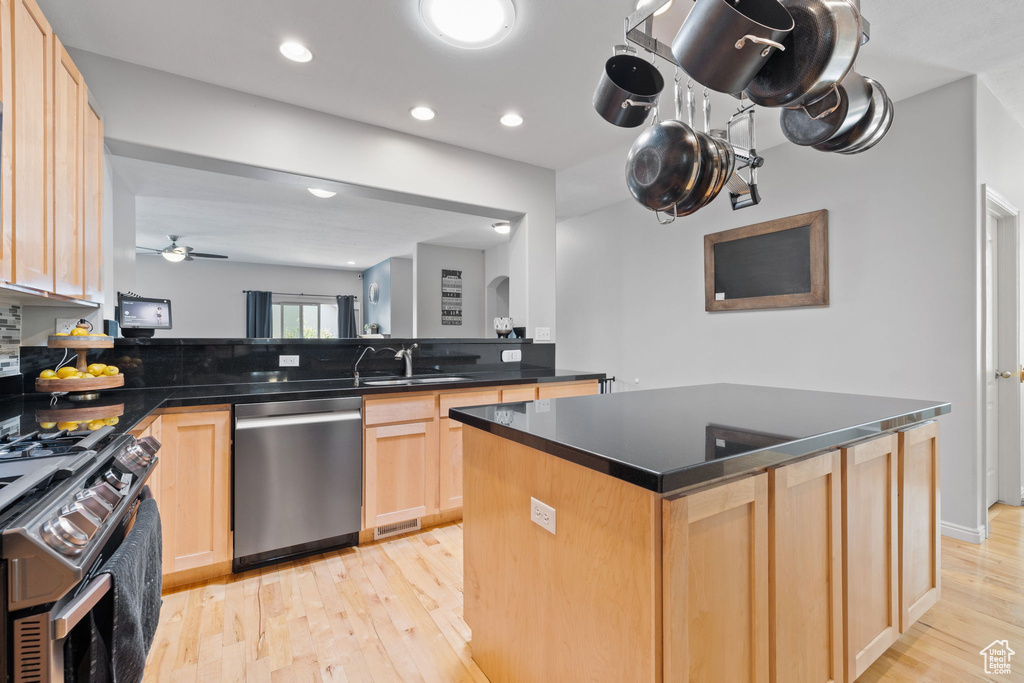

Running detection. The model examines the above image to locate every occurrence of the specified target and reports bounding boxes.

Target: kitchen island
[450,384,950,683]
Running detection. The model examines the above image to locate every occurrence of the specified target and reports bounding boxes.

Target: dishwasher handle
[235,410,362,431]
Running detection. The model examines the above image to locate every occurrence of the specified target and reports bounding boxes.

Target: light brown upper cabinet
[0,0,13,282]
[841,434,899,683]
[52,36,84,296]
[10,0,53,290]
[81,99,102,300]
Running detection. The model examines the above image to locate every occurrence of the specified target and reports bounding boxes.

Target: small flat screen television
[117,294,172,335]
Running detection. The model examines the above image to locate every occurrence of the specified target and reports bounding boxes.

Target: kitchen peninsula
[451,384,950,682]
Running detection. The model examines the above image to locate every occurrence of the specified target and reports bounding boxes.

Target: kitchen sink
[362,376,471,387]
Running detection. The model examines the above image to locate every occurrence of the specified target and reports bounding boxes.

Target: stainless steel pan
[779,70,871,146]
[812,77,892,154]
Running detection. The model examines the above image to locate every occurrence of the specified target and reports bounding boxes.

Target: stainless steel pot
[625,119,703,213]
[812,77,892,154]
[779,70,871,146]
[671,0,794,95]
[594,45,665,128]
[745,0,861,111]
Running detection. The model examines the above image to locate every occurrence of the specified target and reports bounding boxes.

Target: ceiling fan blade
[190,252,229,259]
[136,246,162,252]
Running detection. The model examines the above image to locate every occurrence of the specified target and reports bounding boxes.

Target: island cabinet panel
[10,0,53,290]
[463,426,662,683]
[768,451,843,683]
[157,408,232,586]
[364,420,439,528]
[537,380,600,400]
[663,473,769,683]
[841,434,899,682]
[897,422,941,633]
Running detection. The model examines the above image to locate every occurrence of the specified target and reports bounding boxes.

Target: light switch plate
[531,497,556,534]
[534,327,551,341]
[501,349,522,362]
[279,355,300,367]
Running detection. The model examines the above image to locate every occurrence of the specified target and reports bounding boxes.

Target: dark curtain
[245,291,273,338]
[337,295,357,338]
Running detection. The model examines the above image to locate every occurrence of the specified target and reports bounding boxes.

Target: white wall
[135,258,361,338]
[414,243,486,337]
[70,50,557,342]
[557,78,984,536]
[390,257,414,338]
[109,166,137,301]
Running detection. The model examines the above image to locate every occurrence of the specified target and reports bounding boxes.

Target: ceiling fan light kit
[137,235,230,263]
[600,0,892,223]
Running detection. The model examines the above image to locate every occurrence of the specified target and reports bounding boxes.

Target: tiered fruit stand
[36,333,123,401]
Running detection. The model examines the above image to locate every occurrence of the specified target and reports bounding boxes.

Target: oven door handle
[53,574,111,639]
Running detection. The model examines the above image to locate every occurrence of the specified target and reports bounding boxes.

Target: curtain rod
[243,290,358,300]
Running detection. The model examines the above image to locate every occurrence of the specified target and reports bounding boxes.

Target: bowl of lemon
[37,322,123,400]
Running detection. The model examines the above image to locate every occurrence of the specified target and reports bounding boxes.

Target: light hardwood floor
[146,505,1024,682]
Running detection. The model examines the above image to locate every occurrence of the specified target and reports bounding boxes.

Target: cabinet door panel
[439,417,463,510]
[159,410,231,575]
[82,101,102,300]
[663,473,769,683]
[842,435,899,682]
[51,37,83,296]
[769,451,843,683]
[11,0,52,290]
[898,422,940,632]
[0,0,12,281]
[364,420,438,528]
[537,381,599,400]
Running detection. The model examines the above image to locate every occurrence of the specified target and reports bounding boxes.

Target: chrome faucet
[353,346,396,384]
[395,344,419,377]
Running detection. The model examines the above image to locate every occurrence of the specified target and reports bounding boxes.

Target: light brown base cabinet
[897,422,941,633]
[363,380,600,530]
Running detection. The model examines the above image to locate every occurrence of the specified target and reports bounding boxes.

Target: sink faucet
[395,344,419,377]
[353,346,396,384]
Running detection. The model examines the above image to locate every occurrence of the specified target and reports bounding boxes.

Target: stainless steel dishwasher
[233,397,362,571]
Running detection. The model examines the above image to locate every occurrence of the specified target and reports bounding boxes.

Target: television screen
[118,295,172,329]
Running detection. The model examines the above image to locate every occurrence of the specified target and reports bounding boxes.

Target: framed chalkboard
[704,210,829,311]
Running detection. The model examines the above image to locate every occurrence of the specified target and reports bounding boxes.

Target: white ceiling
[41,0,1024,218]
[112,156,508,270]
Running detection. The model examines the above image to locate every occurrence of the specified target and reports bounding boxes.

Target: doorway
[982,185,1023,535]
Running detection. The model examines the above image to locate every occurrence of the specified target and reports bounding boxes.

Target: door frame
[982,185,1023,529]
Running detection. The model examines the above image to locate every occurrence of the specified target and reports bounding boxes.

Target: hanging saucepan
[625,120,703,218]
[744,0,862,116]
[779,70,871,146]
[671,0,794,95]
[594,45,665,128]
[812,77,892,154]
[677,92,736,215]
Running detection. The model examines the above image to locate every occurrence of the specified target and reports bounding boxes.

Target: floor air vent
[374,518,421,541]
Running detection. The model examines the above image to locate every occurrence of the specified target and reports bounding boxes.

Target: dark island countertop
[2,369,604,437]
[449,383,951,493]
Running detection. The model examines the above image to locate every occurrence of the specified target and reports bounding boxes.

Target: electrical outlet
[534,399,551,413]
[279,355,300,367]
[501,349,522,362]
[55,318,79,334]
[534,327,551,341]
[530,497,556,535]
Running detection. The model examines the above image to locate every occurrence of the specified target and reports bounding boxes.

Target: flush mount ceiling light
[410,106,436,121]
[347,260,356,265]
[493,222,511,234]
[161,251,187,263]
[636,0,673,17]
[307,188,336,198]
[499,112,523,127]
[420,0,516,49]
[279,41,313,63]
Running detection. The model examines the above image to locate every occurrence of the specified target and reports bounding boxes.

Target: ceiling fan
[136,235,229,263]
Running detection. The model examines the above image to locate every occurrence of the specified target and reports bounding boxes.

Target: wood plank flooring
[146,505,1024,682]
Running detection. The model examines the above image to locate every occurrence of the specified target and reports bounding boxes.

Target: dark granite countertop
[450,383,951,493]
[2,369,604,437]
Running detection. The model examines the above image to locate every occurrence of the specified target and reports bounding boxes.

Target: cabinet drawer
[439,389,501,418]
[537,381,599,400]
[501,385,538,403]
[364,393,437,426]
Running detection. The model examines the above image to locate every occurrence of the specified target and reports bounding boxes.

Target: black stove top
[0,430,95,459]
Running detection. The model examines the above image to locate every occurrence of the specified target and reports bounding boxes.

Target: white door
[985,212,1000,508]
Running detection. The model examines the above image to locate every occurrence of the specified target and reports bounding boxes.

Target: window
[271,301,339,338]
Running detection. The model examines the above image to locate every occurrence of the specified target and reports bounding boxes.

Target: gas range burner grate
[0,429,106,460]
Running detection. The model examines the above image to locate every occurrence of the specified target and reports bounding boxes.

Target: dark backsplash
[16,338,555,393]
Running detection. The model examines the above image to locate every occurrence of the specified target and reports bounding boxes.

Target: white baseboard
[941,521,986,544]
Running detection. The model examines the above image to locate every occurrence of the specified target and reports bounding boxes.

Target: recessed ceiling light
[636,0,673,17]
[279,41,313,63]
[499,113,523,127]
[347,260,356,265]
[493,222,511,234]
[307,188,336,198]
[420,0,516,49]
[410,106,436,121]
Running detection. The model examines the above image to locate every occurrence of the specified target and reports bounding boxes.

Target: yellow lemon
[87,363,106,375]
[70,327,89,336]
[104,417,120,426]
[81,373,96,379]
[38,421,57,429]
[103,366,119,376]
[53,332,69,336]
[55,366,78,379]
[87,420,105,431]
[39,369,57,379]
[56,421,79,431]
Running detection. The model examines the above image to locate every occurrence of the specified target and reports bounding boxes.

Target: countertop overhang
[450,383,951,493]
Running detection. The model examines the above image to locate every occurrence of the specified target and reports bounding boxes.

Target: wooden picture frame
[704,210,829,312]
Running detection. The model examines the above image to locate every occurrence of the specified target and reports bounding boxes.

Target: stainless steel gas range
[0,427,160,682]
